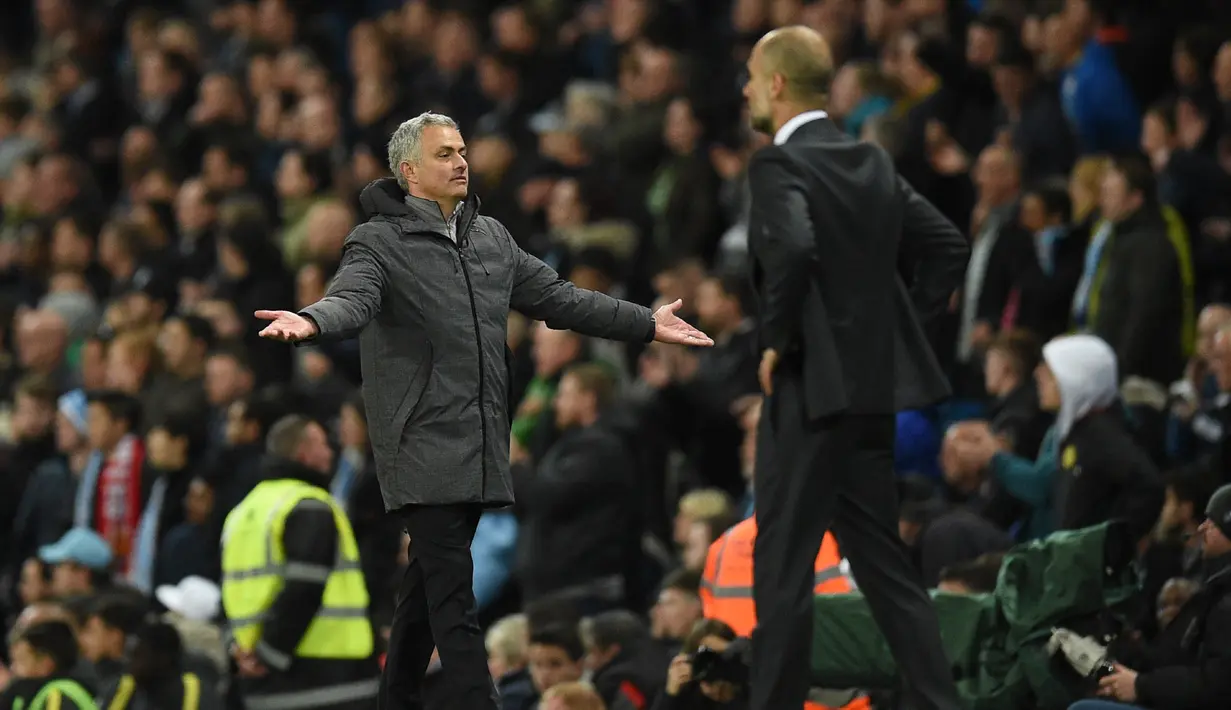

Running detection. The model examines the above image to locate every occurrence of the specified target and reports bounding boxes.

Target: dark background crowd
[2,0,1231,708]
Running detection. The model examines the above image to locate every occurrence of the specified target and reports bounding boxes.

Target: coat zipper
[437,204,487,498]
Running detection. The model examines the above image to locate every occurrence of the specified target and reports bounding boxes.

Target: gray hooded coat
[300,178,655,509]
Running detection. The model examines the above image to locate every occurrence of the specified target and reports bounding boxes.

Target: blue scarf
[330,450,362,505]
[73,451,104,528]
[1071,220,1113,329]
[130,475,169,593]
[1034,225,1066,276]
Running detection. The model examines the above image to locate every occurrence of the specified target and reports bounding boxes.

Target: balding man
[742,26,967,710]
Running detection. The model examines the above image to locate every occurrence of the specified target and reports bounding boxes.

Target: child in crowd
[0,620,97,710]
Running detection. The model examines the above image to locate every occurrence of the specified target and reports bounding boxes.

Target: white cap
[155,576,221,622]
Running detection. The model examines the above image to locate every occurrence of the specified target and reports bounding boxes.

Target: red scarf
[96,435,145,573]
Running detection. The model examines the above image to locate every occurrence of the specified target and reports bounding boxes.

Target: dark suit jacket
[747,117,968,420]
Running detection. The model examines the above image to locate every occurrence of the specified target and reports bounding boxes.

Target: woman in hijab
[1034,334,1164,540]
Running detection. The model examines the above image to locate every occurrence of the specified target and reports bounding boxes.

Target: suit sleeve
[252,499,339,671]
[298,226,389,343]
[507,222,655,343]
[746,150,819,354]
[896,176,970,328]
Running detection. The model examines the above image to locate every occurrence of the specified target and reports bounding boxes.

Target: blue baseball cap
[39,528,113,571]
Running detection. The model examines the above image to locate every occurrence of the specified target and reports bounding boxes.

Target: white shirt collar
[773,110,830,145]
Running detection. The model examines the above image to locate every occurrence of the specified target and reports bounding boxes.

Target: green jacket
[811,522,1139,710]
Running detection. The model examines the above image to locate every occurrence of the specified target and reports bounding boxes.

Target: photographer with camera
[654,619,747,710]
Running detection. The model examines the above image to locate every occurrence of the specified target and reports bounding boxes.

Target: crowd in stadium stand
[2,0,1231,708]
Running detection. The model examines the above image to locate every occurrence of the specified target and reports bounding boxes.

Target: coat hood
[357,177,482,227]
[358,178,415,219]
[1043,334,1118,440]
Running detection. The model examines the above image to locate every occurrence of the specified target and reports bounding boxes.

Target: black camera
[690,645,749,687]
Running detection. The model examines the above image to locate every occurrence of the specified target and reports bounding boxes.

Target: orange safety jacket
[699,518,870,710]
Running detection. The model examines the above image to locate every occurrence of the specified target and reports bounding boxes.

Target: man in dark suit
[743,26,970,710]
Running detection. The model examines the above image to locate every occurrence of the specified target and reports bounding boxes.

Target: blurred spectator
[39,527,113,598]
[580,611,666,710]
[97,618,225,710]
[649,569,703,657]
[78,390,144,572]
[79,593,146,689]
[0,620,95,710]
[514,364,641,612]
[487,614,534,710]
[527,625,586,705]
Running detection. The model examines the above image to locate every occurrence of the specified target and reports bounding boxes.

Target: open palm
[255,310,318,342]
[653,299,714,347]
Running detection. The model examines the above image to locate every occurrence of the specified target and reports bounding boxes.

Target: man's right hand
[666,654,692,696]
[256,310,319,342]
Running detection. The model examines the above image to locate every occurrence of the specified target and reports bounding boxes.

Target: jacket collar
[775,113,847,146]
[774,110,830,144]
[358,177,482,242]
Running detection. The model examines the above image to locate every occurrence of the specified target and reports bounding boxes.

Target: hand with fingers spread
[652,299,714,346]
[255,309,319,342]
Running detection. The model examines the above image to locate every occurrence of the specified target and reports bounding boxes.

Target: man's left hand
[1097,664,1138,702]
[652,299,714,346]
[759,349,779,395]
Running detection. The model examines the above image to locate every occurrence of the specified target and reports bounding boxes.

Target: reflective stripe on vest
[222,479,373,659]
[28,679,98,710]
[243,678,380,710]
[106,674,200,710]
[701,527,849,600]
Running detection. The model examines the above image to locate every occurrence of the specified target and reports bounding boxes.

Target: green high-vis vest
[222,479,373,659]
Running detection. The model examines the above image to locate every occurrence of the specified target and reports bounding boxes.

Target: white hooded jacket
[1042,334,1119,442]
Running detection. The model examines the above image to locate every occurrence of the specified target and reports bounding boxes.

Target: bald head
[759,26,834,103]
[745,25,834,134]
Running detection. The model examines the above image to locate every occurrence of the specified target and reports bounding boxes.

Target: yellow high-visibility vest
[222,479,373,660]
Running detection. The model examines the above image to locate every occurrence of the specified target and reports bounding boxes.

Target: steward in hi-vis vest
[700,518,870,710]
[222,416,379,710]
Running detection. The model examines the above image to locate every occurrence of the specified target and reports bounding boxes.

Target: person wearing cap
[221,414,378,710]
[157,576,228,676]
[39,527,114,598]
[13,389,96,565]
[1075,482,1231,710]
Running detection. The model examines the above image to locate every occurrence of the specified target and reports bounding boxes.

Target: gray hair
[266,414,312,458]
[387,112,459,190]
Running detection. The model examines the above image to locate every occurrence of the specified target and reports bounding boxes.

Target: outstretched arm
[259,228,388,343]
[506,223,711,346]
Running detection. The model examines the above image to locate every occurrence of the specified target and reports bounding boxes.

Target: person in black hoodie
[1006,181,1088,344]
[0,620,96,710]
[582,611,667,710]
[96,620,223,710]
[1035,334,1164,541]
[513,364,641,613]
[78,593,147,692]
[1086,483,1231,709]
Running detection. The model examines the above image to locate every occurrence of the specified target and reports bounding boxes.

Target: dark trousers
[379,504,498,710]
[750,374,961,710]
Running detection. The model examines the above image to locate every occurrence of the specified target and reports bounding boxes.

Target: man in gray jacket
[255,111,711,710]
